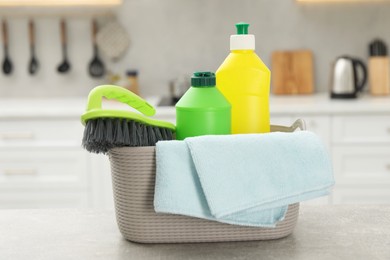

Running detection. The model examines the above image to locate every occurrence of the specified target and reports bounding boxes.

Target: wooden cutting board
[271,50,314,95]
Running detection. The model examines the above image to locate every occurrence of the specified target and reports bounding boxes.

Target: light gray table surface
[0,206,389,260]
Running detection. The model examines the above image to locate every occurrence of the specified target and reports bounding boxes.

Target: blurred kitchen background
[1,0,390,209]
[2,0,390,97]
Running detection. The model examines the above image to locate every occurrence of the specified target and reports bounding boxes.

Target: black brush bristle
[82,118,174,154]
[105,119,114,144]
[113,119,124,146]
[146,127,154,145]
[160,127,168,140]
[122,120,130,146]
[140,124,148,146]
[135,122,143,146]
[128,121,137,146]
[153,126,163,141]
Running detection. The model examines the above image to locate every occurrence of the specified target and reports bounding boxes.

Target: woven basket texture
[109,146,299,243]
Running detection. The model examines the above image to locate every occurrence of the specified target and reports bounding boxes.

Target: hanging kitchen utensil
[96,19,130,62]
[2,19,13,75]
[57,19,71,73]
[88,19,105,78]
[28,19,39,75]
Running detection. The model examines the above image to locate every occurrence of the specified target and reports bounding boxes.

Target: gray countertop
[1,206,389,260]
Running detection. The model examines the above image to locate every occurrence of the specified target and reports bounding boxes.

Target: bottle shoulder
[176,87,231,109]
[217,52,270,73]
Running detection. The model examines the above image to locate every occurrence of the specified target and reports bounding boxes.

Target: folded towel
[154,131,334,227]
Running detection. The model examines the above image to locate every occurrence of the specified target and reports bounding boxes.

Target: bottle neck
[231,50,254,54]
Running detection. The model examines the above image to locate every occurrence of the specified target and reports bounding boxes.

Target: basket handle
[85,85,155,116]
[271,119,306,132]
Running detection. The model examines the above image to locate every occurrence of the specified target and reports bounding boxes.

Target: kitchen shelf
[0,0,121,18]
[0,0,121,7]
[0,9,117,18]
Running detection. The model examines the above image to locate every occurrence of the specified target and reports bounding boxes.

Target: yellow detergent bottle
[216,22,270,134]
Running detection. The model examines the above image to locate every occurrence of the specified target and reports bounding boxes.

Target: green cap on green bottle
[191,72,216,87]
[235,22,249,35]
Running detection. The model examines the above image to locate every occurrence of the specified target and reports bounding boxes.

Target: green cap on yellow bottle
[235,22,249,35]
[230,22,255,50]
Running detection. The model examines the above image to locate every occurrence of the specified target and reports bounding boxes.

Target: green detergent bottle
[175,72,231,140]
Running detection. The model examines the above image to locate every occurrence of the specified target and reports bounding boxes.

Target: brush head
[81,85,176,154]
[82,118,174,154]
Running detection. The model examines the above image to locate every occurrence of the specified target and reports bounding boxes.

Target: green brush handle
[86,85,155,116]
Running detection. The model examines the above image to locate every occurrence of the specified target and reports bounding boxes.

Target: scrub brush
[81,85,175,154]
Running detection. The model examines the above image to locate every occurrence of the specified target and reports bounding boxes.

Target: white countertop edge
[0,93,389,118]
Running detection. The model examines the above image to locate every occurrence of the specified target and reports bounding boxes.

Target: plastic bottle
[126,70,140,95]
[175,72,231,140]
[216,22,271,134]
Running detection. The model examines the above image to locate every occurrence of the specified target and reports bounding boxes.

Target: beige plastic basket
[108,119,306,243]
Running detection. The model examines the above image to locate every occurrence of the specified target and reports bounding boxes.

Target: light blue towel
[154,131,334,227]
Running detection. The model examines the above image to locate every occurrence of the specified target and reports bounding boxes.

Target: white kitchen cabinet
[0,119,83,145]
[331,146,390,204]
[330,114,390,204]
[332,115,390,144]
[0,148,90,190]
[332,146,390,186]
[0,113,97,209]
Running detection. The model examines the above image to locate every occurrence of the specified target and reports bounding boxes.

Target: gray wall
[1,0,390,98]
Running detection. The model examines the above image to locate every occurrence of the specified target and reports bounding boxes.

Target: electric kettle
[330,56,367,99]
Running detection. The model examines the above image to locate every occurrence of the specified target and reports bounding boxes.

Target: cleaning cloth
[154,131,334,227]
